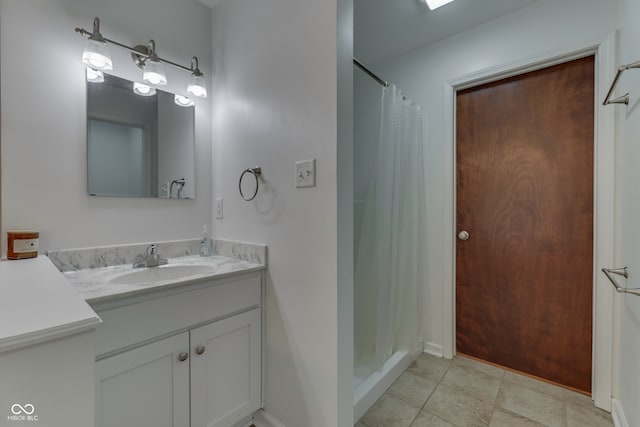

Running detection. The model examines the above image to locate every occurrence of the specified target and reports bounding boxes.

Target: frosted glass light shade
[174,94,194,107]
[82,38,113,70]
[133,82,156,96]
[86,68,104,83]
[424,0,454,10]
[143,60,167,86]
[186,73,207,98]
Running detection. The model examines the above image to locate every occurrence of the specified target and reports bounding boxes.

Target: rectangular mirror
[87,73,195,199]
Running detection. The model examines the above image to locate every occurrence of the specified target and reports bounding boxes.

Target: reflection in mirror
[87,73,195,199]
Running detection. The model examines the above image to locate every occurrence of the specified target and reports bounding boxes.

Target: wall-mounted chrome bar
[603,60,640,106]
[353,58,389,88]
[75,27,194,73]
[602,267,640,296]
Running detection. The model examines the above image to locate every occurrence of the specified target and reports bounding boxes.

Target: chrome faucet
[170,178,186,199]
[133,244,168,268]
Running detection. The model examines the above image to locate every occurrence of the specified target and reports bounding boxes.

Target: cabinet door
[190,309,262,427]
[95,333,190,427]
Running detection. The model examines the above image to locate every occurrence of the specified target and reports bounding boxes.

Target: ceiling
[196,0,221,8]
[355,0,540,65]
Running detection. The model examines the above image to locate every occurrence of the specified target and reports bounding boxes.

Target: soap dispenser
[200,225,212,257]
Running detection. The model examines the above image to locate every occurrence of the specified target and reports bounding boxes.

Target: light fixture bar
[75,27,194,73]
[75,17,207,98]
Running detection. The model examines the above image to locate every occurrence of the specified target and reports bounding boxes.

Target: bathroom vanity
[50,239,267,427]
[89,272,261,427]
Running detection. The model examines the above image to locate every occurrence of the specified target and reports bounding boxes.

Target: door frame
[441,32,617,411]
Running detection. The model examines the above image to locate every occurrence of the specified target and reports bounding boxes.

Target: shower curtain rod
[353,58,389,88]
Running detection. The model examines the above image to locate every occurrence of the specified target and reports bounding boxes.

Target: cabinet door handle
[196,345,206,355]
[178,352,189,362]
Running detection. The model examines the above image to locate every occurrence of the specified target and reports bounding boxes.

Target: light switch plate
[215,197,223,219]
[295,159,316,188]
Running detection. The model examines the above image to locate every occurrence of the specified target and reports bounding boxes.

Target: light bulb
[143,59,167,86]
[133,82,156,96]
[86,68,104,83]
[82,38,113,71]
[187,73,207,98]
[174,94,194,107]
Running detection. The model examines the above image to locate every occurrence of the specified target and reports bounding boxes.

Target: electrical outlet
[215,197,223,219]
[295,159,316,188]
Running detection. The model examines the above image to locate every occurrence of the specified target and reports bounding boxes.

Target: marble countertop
[0,256,101,353]
[65,255,266,305]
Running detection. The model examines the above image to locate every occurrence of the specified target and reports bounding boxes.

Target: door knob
[195,345,206,355]
[458,231,470,241]
[178,352,189,362]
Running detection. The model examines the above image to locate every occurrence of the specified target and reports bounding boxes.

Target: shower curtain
[354,84,426,371]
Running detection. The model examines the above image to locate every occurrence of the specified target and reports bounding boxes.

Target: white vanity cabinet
[92,272,263,427]
[191,309,262,427]
[95,332,191,427]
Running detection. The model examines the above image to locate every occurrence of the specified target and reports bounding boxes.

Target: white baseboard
[423,341,444,358]
[253,409,287,427]
[612,399,629,427]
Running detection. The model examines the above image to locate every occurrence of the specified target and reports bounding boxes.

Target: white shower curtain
[354,84,426,370]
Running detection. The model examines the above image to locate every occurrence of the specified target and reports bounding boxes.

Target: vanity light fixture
[174,94,195,107]
[186,57,207,98]
[142,40,167,86]
[86,68,104,83]
[423,0,455,10]
[81,18,113,70]
[75,17,207,98]
[133,82,156,96]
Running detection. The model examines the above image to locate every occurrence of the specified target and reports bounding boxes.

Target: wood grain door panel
[455,56,594,392]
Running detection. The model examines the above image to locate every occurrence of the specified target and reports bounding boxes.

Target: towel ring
[239,167,262,201]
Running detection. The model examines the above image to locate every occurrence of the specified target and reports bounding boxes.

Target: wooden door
[95,332,190,427]
[455,56,594,392]
[190,308,262,427]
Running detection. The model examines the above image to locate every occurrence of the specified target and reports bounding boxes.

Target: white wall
[0,0,212,255]
[613,0,640,424]
[352,68,382,366]
[210,0,345,425]
[375,0,618,357]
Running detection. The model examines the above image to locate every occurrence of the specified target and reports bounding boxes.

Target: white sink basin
[108,264,218,285]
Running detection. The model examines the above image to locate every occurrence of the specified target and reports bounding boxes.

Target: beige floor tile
[563,391,613,427]
[388,371,437,408]
[502,370,564,399]
[407,353,452,382]
[496,381,566,427]
[361,393,420,427]
[441,360,502,403]
[354,421,369,427]
[410,410,455,427]
[489,408,546,426]
[424,383,493,427]
[454,356,505,379]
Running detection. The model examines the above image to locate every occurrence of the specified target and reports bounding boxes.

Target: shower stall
[353,60,427,421]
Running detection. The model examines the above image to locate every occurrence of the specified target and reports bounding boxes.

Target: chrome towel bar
[603,60,640,106]
[602,267,640,296]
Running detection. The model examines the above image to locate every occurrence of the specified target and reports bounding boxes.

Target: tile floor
[356,354,614,427]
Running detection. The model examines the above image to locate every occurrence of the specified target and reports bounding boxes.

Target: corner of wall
[612,399,629,427]
[253,409,288,427]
